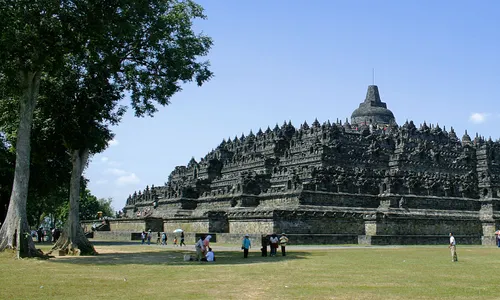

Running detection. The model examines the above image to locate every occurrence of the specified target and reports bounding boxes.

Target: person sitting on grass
[201,247,215,262]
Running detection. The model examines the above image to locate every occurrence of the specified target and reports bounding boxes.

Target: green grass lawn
[1,243,499,299]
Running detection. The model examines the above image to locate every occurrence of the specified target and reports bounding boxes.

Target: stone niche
[208,212,229,233]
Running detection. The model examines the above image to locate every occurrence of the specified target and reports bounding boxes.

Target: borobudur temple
[112,85,500,245]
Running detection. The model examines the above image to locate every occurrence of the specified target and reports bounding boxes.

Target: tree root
[49,230,98,256]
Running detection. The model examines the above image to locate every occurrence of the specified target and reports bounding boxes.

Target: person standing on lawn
[449,232,458,262]
[242,234,251,258]
[279,233,289,256]
[195,236,205,261]
[269,233,279,257]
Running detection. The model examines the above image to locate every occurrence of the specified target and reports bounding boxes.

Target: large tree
[0,0,212,257]
[43,58,121,255]
[52,0,212,254]
[0,0,92,256]
[0,95,73,230]
[0,90,74,229]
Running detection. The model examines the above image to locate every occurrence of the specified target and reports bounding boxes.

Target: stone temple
[112,85,500,245]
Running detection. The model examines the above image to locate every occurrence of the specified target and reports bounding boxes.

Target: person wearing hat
[279,233,289,256]
[242,234,251,258]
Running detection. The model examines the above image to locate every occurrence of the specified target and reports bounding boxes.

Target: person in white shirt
[449,232,458,262]
[269,234,279,256]
[205,248,215,262]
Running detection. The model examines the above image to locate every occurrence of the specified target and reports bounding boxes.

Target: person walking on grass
[449,232,458,262]
[242,234,251,258]
[180,231,186,247]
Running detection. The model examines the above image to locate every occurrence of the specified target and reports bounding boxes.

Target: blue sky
[84,0,500,212]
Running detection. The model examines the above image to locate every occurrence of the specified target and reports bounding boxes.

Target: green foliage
[55,179,110,223]
[109,0,214,116]
[78,189,100,221]
[97,198,114,218]
[38,59,123,154]
[0,0,68,75]
[0,0,213,232]
[0,135,14,222]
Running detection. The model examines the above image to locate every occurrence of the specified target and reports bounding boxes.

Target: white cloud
[107,161,122,167]
[109,139,119,146]
[104,168,128,176]
[100,156,109,163]
[102,167,141,187]
[95,179,109,185]
[469,113,489,124]
[116,173,141,186]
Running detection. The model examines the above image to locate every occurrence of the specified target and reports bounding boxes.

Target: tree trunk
[0,71,41,257]
[52,149,97,255]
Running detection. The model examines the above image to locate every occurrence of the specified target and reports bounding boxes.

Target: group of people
[32,227,61,243]
[195,235,214,262]
[242,233,289,258]
[141,230,186,246]
[268,233,288,256]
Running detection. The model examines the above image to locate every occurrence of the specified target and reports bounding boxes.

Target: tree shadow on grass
[47,248,310,266]
[90,241,141,246]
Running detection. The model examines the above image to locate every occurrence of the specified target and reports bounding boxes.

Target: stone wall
[257,192,301,208]
[229,220,274,234]
[108,219,148,231]
[299,191,379,208]
[163,220,209,233]
[94,231,134,241]
[360,235,482,245]
[372,216,482,235]
[384,195,481,211]
[274,213,365,234]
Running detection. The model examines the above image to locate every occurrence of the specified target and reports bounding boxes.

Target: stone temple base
[84,192,499,246]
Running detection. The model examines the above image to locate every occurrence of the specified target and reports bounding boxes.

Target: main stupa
[351,85,396,125]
